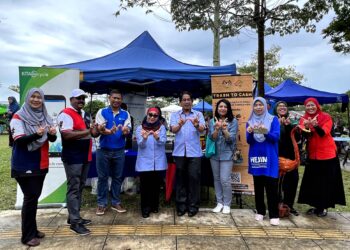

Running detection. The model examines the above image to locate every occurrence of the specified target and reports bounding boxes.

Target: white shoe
[222,206,231,214]
[270,218,280,226]
[212,203,223,213]
[255,214,264,221]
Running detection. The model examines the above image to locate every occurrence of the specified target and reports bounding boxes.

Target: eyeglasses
[148,113,159,118]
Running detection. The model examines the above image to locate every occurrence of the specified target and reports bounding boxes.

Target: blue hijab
[247,97,274,142]
[8,96,20,114]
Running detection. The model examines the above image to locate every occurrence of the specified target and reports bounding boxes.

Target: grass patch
[1,134,350,212]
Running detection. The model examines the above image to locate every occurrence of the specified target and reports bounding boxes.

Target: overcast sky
[0,0,349,101]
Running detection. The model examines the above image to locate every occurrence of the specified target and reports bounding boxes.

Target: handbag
[205,135,216,158]
[278,202,291,218]
[279,127,300,176]
[205,120,216,158]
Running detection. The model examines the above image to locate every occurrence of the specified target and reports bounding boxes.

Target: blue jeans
[96,148,125,207]
[210,159,233,206]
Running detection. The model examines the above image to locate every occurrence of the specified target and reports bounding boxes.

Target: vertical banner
[16,66,80,208]
[211,75,254,194]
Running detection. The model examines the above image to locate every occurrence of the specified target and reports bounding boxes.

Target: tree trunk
[257,0,265,97]
[212,0,220,66]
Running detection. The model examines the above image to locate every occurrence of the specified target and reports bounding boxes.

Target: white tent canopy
[161,104,182,112]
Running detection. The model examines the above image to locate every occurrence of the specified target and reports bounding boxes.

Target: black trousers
[253,175,279,219]
[281,168,299,209]
[139,171,163,213]
[63,162,90,224]
[174,156,201,212]
[16,175,46,244]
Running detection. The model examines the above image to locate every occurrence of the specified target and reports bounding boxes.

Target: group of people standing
[246,97,346,226]
[9,87,346,246]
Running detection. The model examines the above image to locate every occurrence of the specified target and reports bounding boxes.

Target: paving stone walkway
[1,208,350,249]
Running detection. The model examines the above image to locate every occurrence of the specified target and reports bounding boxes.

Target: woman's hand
[48,126,57,135]
[247,126,253,133]
[153,129,160,140]
[141,129,149,139]
[36,126,45,136]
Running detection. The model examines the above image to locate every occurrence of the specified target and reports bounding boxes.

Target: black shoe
[70,224,90,236]
[24,238,40,247]
[36,231,45,238]
[290,208,299,216]
[142,211,150,218]
[306,208,316,215]
[188,210,198,217]
[152,208,159,213]
[67,218,92,225]
[177,210,186,216]
[317,209,328,217]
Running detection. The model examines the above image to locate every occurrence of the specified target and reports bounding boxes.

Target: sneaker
[111,204,127,213]
[70,224,90,236]
[270,218,280,226]
[212,203,223,213]
[67,218,92,225]
[255,214,264,221]
[222,206,231,214]
[96,206,106,216]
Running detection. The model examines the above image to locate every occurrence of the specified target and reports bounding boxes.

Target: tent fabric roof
[265,79,349,104]
[50,31,236,97]
[161,104,182,112]
[193,100,212,112]
[254,82,273,97]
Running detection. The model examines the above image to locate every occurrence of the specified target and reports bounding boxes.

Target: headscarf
[16,88,53,151]
[247,97,274,142]
[7,96,20,114]
[302,97,331,127]
[142,107,161,132]
[273,101,289,118]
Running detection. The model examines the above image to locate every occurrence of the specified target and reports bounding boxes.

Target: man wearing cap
[95,89,131,215]
[57,89,99,235]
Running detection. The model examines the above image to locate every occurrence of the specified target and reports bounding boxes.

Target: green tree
[322,0,350,54]
[117,0,330,97]
[83,100,105,118]
[238,45,305,87]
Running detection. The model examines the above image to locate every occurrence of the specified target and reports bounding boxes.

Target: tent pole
[347,102,350,133]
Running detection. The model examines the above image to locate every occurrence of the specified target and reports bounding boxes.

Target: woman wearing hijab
[274,101,300,216]
[10,88,57,247]
[246,97,280,226]
[208,99,238,214]
[297,97,345,217]
[7,96,20,146]
[135,107,167,218]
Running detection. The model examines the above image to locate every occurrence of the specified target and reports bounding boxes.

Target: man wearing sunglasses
[57,89,99,235]
[95,89,131,216]
[170,91,205,217]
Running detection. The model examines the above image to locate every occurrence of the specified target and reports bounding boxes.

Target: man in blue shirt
[170,91,205,217]
[95,89,131,215]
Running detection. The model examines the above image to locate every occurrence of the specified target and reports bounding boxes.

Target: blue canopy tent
[265,79,349,105]
[254,82,273,97]
[50,31,236,97]
[193,100,212,112]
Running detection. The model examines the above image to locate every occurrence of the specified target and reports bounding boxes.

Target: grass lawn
[1,134,350,212]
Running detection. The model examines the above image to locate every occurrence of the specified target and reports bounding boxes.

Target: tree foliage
[238,45,305,87]
[116,1,331,97]
[322,0,350,54]
[83,100,105,118]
